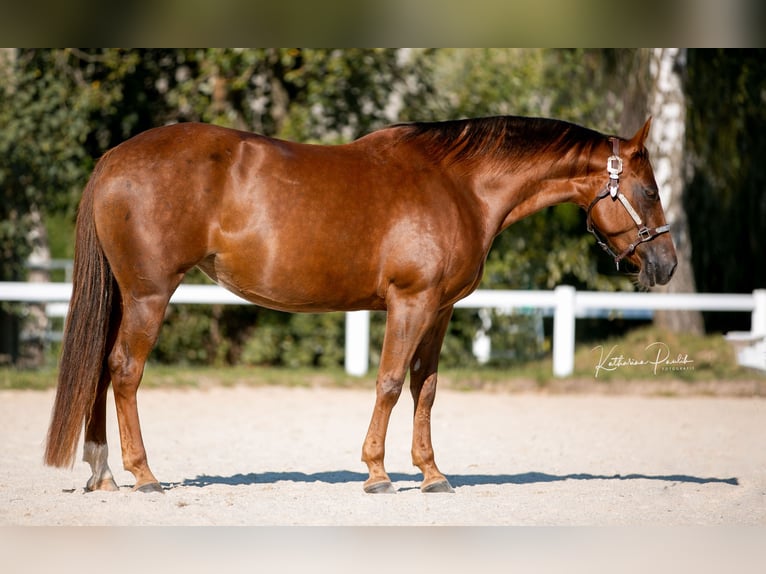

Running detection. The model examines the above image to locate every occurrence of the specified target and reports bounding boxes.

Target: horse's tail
[44,154,116,468]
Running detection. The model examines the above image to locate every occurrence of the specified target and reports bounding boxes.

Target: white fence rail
[1,282,764,377]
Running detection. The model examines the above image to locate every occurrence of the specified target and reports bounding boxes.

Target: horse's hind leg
[409,306,454,493]
[82,368,119,491]
[108,292,172,493]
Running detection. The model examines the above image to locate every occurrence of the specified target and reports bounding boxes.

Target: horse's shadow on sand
[168,470,738,490]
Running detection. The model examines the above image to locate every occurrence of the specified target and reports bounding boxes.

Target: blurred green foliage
[1,49,764,368]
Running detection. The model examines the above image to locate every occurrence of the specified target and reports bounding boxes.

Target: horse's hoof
[421,479,455,493]
[135,482,164,494]
[85,477,119,492]
[364,481,397,494]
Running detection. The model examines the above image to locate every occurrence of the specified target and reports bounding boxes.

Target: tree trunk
[645,48,704,334]
[19,207,51,367]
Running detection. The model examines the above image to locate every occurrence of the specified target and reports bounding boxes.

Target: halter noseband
[585,137,671,270]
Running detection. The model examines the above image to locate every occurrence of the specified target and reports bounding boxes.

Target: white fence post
[552,285,576,377]
[752,289,766,336]
[344,311,370,376]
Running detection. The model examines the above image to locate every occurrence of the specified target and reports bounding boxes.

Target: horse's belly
[202,249,385,313]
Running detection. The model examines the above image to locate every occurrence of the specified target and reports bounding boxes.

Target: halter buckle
[637,226,652,242]
[607,155,623,178]
[606,155,622,198]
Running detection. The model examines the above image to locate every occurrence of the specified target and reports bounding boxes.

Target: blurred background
[0,48,764,376]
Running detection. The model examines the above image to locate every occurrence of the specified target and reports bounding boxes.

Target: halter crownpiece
[585,137,671,270]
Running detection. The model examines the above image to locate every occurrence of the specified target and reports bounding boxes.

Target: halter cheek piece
[585,137,671,270]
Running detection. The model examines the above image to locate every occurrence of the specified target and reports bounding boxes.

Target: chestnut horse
[45,116,676,494]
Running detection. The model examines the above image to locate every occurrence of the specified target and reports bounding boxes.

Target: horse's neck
[471,155,597,237]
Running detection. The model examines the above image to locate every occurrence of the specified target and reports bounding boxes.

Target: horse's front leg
[361,294,439,493]
[410,306,454,493]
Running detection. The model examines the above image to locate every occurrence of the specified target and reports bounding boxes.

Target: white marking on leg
[83,441,118,491]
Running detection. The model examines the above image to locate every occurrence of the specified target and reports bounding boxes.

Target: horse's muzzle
[641,253,677,287]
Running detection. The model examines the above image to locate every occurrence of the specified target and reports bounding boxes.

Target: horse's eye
[644,186,659,199]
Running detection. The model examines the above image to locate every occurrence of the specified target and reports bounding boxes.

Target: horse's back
[96,122,400,209]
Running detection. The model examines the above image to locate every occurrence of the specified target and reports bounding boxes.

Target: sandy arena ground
[1,384,765,526]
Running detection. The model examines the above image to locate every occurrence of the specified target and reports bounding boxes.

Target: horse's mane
[394,116,606,169]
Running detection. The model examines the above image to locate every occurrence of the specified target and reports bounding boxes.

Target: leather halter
[585,138,671,270]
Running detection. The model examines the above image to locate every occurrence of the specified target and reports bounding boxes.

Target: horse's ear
[627,117,652,152]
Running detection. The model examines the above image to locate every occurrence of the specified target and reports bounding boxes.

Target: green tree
[1,50,93,280]
[0,49,110,364]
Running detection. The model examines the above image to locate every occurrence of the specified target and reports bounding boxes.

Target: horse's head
[585,118,677,287]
